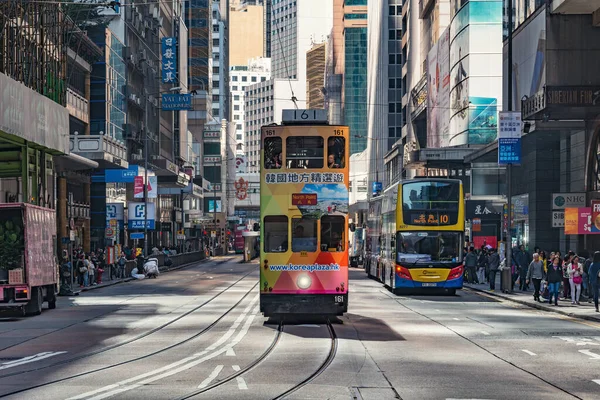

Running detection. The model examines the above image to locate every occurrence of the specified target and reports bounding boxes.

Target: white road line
[521,350,537,356]
[226,348,236,356]
[232,365,248,390]
[579,349,600,360]
[297,324,321,328]
[67,296,259,400]
[452,318,460,321]
[197,365,223,388]
[593,379,600,386]
[0,352,67,370]
[480,331,490,336]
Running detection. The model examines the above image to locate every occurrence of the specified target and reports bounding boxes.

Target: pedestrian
[477,247,488,284]
[562,254,572,300]
[546,256,563,306]
[526,253,546,302]
[514,244,531,291]
[464,246,478,284]
[76,254,86,287]
[587,251,600,312]
[568,255,583,305]
[540,251,548,273]
[118,251,127,278]
[87,255,96,286]
[582,251,592,301]
[488,248,500,291]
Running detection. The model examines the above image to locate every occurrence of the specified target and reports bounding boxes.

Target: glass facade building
[344,27,368,154]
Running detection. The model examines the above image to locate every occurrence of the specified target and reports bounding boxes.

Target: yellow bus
[260,114,350,316]
[392,178,465,295]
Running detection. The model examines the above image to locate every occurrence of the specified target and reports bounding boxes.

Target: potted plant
[0,218,24,282]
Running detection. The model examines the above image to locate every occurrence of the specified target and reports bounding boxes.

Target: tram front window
[264,215,288,252]
[286,137,324,169]
[396,232,462,263]
[292,217,317,252]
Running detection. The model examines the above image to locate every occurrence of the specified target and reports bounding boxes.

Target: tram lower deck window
[292,217,317,252]
[321,215,345,251]
[286,137,324,169]
[264,216,288,252]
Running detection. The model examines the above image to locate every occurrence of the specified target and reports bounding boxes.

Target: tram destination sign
[291,193,317,206]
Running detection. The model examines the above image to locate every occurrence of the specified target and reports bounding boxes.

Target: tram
[259,110,350,317]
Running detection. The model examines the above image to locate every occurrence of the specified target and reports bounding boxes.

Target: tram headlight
[296,274,312,289]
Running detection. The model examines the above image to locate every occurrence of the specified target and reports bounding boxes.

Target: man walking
[514,244,531,291]
[464,246,478,284]
[488,248,500,291]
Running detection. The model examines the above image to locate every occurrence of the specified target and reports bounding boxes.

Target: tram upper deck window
[264,215,288,252]
[292,217,317,252]
[327,137,345,169]
[286,137,324,169]
[264,137,282,169]
[320,215,345,251]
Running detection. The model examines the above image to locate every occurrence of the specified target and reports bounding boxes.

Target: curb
[465,284,600,323]
[77,256,219,293]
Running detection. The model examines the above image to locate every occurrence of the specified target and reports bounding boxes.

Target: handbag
[573,275,583,285]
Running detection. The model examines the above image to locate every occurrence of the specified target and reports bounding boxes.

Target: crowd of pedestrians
[464,244,600,313]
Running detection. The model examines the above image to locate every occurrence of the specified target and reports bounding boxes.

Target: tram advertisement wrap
[260,125,349,295]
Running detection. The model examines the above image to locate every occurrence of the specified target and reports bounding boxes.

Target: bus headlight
[297,274,312,289]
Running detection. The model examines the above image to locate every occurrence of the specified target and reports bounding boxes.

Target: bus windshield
[402,181,460,226]
[396,231,462,263]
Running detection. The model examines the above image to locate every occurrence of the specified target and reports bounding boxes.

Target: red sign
[472,218,481,232]
[134,176,144,198]
[592,201,600,233]
[564,207,592,235]
[473,236,496,249]
[291,193,317,206]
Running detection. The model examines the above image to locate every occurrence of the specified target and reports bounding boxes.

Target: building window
[344,13,367,19]
[251,76,257,82]
[389,54,395,64]
[242,76,247,82]
[234,114,240,120]
[212,95,219,101]
[234,105,240,110]
[389,103,395,113]
[236,124,242,130]
[389,5,396,15]
[232,76,238,81]
[261,77,266,82]
[232,86,238,91]
[234,95,240,101]
[389,78,396,88]
[212,67,219,74]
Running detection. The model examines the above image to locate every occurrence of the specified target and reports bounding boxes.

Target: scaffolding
[0,0,66,105]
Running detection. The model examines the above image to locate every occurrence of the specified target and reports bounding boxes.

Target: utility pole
[213,169,217,257]
[504,0,514,293]
[144,92,149,257]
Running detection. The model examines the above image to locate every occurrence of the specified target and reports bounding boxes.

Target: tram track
[174,319,338,400]
[0,258,252,383]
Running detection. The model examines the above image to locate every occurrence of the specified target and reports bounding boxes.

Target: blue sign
[498,138,521,165]
[127,202,156,230]
[162,93,192,111]
[130,232,145,240]
[372,182,382,195]
[129,220,155,230]
[161,37,177,83]
[105,165,139,183]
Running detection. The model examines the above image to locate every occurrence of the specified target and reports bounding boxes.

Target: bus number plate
[334,295,344,303]
[422,283,437,287]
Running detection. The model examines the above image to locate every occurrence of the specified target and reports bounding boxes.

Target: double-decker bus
[364,196,381,277]
[260,111,350,317]
[391,178,465,294]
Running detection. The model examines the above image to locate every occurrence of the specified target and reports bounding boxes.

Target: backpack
[77,260,87,273]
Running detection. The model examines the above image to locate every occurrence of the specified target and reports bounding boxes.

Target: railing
[66,88,89,124]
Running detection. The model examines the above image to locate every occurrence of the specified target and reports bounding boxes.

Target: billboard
[449,0,502,146]
[427,27,451,148]
[161,37,177,83]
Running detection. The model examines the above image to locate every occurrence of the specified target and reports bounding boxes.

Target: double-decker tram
[392,178,465,294]
[367,183,398,284]
[260,110,350,317]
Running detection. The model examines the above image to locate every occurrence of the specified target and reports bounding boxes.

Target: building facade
[230,58,272,152]
[306,42,327,109]
[229,2,264,65]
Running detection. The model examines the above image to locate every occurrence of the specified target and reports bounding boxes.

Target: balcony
[551,0,600,14]
[410,73,428,121]
[66,88,89,124]
[70,134,128,169]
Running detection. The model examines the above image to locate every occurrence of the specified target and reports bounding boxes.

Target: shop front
[466,200,504,249]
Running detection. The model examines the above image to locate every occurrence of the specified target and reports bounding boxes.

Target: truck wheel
[25,287,43,316]
[47,285,57,309]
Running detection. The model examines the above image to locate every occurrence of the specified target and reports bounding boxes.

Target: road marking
[226,348,236,356]
[197,365,223,388]
[67,296,260,400]
[452,318,459,321]
[521,350,536,356]
[554,336,600,346]
[232,365,248,390]
[579,349,600,360]
[297,324,321,328]
[480,331,490,336]
[436,309,441,312]
[593,379,600,386]
[0,352,67,370]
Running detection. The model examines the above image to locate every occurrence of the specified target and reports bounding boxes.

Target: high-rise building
[230,58,271,152]
[212,2,228,121]
[306,42,327,109]
[264,0,272,57]
[229,2,264,66]
[366,0,403,192]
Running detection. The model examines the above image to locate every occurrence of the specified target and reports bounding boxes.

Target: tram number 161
[334,295,344,303]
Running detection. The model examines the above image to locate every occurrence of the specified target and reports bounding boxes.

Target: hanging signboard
[498,112,522,165]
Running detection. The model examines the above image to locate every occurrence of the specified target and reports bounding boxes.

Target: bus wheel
[446,289,456,296]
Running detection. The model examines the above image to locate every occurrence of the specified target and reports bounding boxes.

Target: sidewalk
[465,277,600,323]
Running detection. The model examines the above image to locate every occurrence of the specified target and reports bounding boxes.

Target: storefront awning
[55,153,99,171]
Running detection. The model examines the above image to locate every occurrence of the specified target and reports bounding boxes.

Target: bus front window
[396,232,462,263]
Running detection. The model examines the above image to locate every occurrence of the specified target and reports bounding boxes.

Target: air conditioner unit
[130,94,137,102]
[136,98,141,105]
[140,30,146,39]
[140,49,147,60]
[152,6,159,20]
[152,98,158,107]
[158,16,163,27]
[144,20,150,30]
[130,54,137,64]
[151,155,161,160]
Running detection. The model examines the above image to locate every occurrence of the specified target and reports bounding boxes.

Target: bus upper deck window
[264,137,282,169]
[327,137,345,169]
[286,137,324,169]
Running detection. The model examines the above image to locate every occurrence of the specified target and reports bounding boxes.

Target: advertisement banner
[564,207,592,235]
[591,201,600,233]
[552,193,586,209]
[427,27,451,148]
[134,176,144,198]
[498,111,522,165]
[161,37,177,83]
[148,176,158,198]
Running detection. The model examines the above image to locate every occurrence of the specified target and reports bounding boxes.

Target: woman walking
[562,254,572,300]
[546,256,563,306]
[569,256,583,305]
[526,253,545,302]
[588,252,600,312]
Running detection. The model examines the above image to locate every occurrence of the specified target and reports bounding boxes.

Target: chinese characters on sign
[161,37,177,84]
[204,156,221,163]
[203,131,220,138]
[474,205,491,215]
[264,172,345,184]
[498,111,522,165]
[291,193,318,206]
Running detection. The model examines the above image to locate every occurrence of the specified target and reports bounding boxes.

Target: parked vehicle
[0,203,58,316]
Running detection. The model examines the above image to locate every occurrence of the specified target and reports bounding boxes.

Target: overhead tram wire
[273,11,298,109]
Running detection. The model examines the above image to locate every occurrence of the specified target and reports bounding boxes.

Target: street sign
[498,111,522,165]
[211,230,217,238]
[552,211,565,228]
[70,230,76,241]
[177,234,186,240]
[109,219,117,228]
[127,202,156,230]
[161,93,193,111]
[130,232,145,240]
[552,193,586,210]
